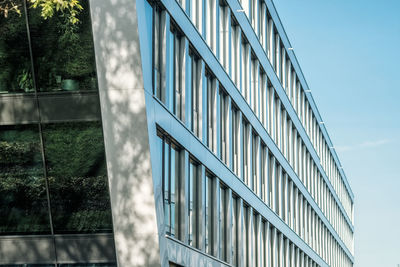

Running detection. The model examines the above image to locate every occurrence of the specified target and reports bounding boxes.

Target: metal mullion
[23,0,58,265]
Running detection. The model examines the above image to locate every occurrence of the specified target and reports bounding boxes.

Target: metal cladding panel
[0,236,56,264]
[0,94,39,125]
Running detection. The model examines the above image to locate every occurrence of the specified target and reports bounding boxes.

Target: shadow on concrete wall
[90,0,161,266]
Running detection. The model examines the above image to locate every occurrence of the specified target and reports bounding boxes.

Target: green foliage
[0,125,50,234]
[0,0,83,24]
[0,0,21,17]
[30,0,83,25]
[0,0,96,93]
[0,7,33,93]
[43,122,113,233]
[0,122,113,234]
[16,68,34,92]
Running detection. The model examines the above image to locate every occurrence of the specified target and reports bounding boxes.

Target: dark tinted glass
[0,125,51,234]
[0,265,54,267]
[58,264,117,267]
[42,122,112,233]
[28,0,97,92]
[0,0,34,94]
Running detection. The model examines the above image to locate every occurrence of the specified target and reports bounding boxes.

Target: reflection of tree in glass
[0,0,97,93]
[0,125,51,234]
[59,264,116,267]
[0,0,83,25]
[29,0,97,92]
[0,0,33,93]
[43,122,113,234]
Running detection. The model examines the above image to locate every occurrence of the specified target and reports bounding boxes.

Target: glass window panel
[0,265,54,267]
[153,6,164,101]
[243,205,249,267]
[205,174,213,255]
[163,140,171,234]
[161,137,180,238]
[170,145,177,236]
[206,73,216,152]
[219,186,227,261]
[190,52,201,138]
[58,264,117,267]
[42,121,112,233]
[232,196,238,266]
[167,27,175,109]
[188,160,200,248]
[0,124,51,234]
[173,31,183,120]
[28,0,97,92]
[0,0,34,94]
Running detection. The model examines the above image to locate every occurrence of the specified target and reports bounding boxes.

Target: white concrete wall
[89,0,160,266]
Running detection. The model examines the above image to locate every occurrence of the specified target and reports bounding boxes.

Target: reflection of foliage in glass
[0,0,83,25]
[30,0,97,92]
[0,0,33,93]
[43,122,112,234]
[0,0,97,93]
[0,125,51,234]
[59,264,117,267]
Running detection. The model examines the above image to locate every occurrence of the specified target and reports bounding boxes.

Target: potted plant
[58,15,95,91]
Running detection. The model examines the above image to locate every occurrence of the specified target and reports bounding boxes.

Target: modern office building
[0,0,354,266]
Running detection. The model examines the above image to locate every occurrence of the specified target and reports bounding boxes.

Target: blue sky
[273,1,400,266]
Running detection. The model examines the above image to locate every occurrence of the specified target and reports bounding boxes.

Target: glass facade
[0,125,50,234]
[42,122,112,234]
[0,0,96,94]
[0,264,116,267]
[153,0,354,265]
[0,0,115,266]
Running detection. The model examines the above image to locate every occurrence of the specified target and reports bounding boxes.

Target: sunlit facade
[0,0,354,266]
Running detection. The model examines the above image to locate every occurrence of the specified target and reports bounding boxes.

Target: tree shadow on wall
[90,0,161,266]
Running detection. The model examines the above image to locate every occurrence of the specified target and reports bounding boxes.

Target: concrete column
[90,0,162,266]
